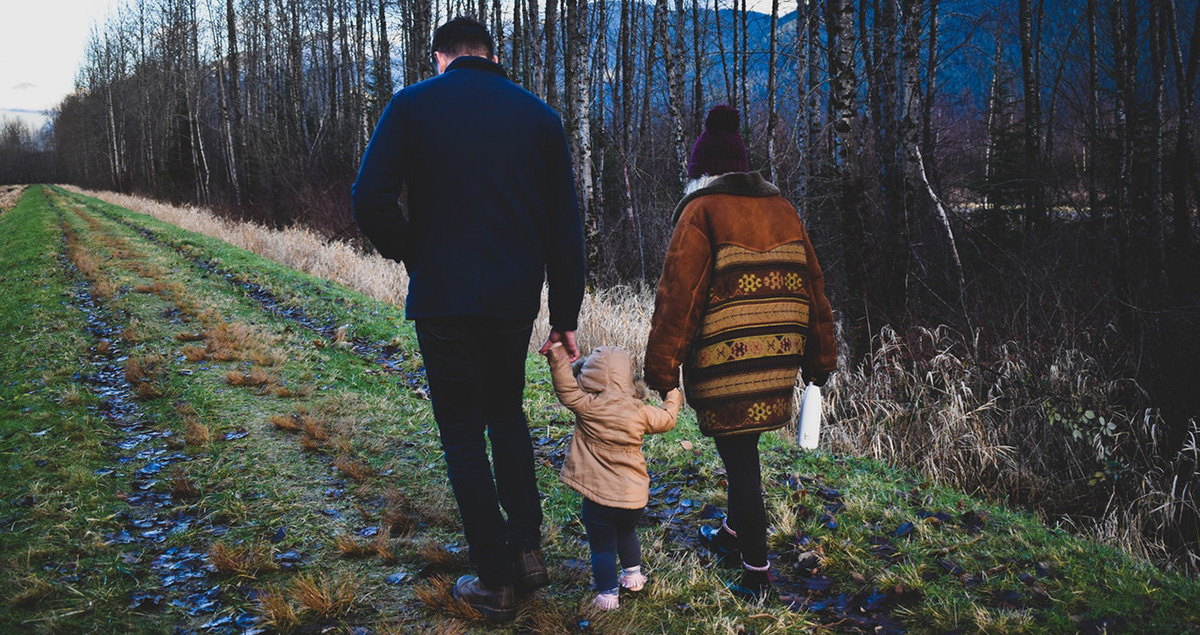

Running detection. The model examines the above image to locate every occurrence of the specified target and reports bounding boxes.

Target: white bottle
[798,382,822,450]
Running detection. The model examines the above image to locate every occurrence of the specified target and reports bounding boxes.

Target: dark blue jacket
[352,56,585,330]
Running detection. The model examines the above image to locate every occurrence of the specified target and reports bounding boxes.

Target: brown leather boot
[452,575,515,622]
[511,549,550,591]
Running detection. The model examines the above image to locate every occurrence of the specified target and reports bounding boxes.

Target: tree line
[2,0,1198,566]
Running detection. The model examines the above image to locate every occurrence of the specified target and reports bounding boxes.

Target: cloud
[12,82,39,91]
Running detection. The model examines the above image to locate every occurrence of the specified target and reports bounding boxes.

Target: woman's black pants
[713,432,768,567]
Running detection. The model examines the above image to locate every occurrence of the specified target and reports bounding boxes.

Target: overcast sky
[0,0,119,129]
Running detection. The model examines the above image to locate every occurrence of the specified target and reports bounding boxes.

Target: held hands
[539,329,580,361]
[543,341,567,362]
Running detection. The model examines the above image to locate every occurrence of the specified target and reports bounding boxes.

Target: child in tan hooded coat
[545,343,682,609]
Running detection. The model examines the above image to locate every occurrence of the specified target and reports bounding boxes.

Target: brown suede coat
[644,172,837,437]
[548,345,682,508]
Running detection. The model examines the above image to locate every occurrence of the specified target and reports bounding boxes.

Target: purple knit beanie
[686,105,749,179]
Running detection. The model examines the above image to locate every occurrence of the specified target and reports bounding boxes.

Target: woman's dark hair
[431,17,495,60]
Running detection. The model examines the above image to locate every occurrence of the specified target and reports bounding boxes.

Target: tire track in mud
[52,196,265,635]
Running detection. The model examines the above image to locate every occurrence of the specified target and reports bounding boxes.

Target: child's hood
[578,346,636,396]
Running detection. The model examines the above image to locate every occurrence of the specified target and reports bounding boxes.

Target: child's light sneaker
[593,591,620,610]
[618,566,647,592]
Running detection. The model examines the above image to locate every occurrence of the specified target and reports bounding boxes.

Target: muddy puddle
[57,218,264,634]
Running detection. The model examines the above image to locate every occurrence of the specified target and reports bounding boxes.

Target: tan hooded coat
[548,346,682,509]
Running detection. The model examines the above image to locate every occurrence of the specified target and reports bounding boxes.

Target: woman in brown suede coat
[644,105,837,600]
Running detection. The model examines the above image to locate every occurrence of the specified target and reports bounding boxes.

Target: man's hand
[539,329,579,361]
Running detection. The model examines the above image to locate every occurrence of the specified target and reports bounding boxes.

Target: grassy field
[2,185,1199,634]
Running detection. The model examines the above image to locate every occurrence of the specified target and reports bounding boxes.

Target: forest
[1,0,1198,572]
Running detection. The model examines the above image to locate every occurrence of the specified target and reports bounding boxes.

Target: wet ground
[75,201,920,633]
[55,209,265,633]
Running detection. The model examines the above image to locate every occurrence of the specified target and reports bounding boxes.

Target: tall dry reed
[0,184,26,210]
[65,186,409,310]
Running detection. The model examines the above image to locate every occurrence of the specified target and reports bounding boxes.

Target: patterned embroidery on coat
[689,240,812,437]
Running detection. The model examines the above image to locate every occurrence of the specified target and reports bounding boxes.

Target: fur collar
[671,171,780,224]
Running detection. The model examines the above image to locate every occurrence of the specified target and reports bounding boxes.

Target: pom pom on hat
[688,105,749,179]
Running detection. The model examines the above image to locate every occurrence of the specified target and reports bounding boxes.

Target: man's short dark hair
[431,17,495,60]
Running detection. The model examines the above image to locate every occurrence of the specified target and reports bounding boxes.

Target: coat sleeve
[799,225,838,376]
[644,204,713,392]
[351,92,410,263]
[543,113,586,332]
[642,388,682,434]
[548,347,595,414]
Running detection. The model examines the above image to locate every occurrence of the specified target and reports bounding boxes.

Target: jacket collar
[445,56,509,79]
[671,171,780,223]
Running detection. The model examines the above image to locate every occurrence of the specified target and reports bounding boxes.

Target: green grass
[1,185,1198,634]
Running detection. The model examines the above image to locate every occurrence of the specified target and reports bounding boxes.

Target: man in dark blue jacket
[351,17,585,622]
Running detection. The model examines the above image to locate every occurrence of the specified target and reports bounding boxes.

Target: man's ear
[492,54,499,64]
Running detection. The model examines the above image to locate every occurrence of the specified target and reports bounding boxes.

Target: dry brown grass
[183,415,212,446]
[333,455,374,482]
[273,384,313,399]
[225,368,279,393]
[251,348,284,367]
[63,224,102,282]
[270,412,305,432]
[208,542,278,578]
[289,572,361,618]
[381,488,421,535]
[0,184,26,211]
[124,352,167,399]
[92,279,117,299]
[816,325,1200,572]
[202,320,263,362]
[299,415,330,449]
[181,345,206,362]
[379,485,458,534]
[256,586,299,629]
[334,530,395,561]
[512,596,576,635]
[333,535,373,558]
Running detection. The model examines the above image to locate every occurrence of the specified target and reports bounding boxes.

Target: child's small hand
[665,388,682,401]
[544,341,566,361]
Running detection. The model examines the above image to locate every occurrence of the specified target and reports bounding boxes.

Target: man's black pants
[415,316,542,587]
